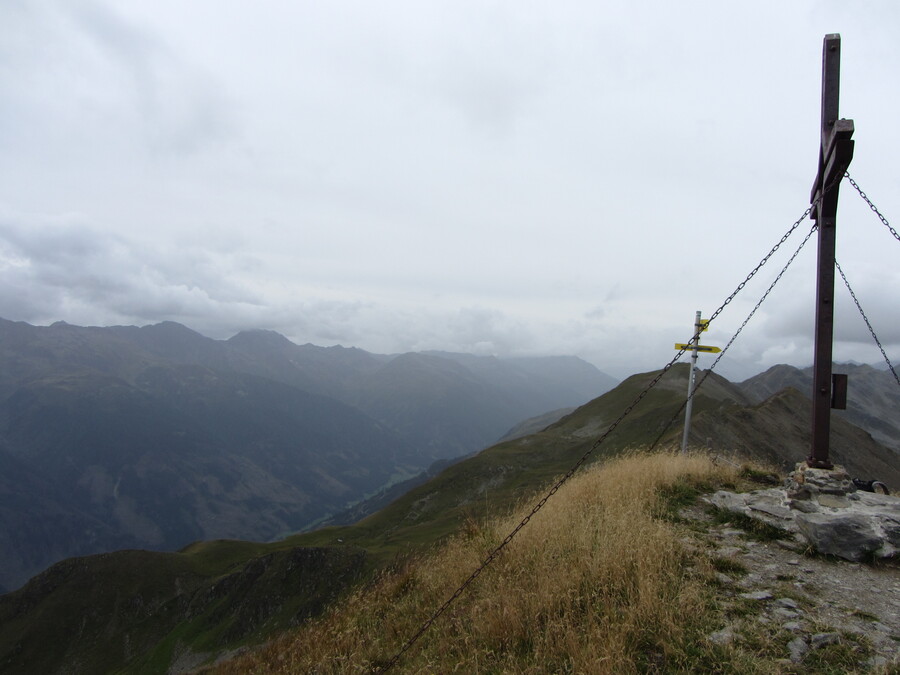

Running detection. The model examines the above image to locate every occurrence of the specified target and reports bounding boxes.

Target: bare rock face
[794,512,884,561]
[707,463,900,562]
[706,489,799,532]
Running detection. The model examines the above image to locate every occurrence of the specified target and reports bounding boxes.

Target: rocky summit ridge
[687,493,900,669]
[709,463,900,563]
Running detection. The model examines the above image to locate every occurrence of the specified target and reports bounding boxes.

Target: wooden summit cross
[808,34,855,469]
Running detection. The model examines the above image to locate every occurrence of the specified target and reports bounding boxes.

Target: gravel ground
[683,504,900,671]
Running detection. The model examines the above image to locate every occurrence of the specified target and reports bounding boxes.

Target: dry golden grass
[209,452,740,674]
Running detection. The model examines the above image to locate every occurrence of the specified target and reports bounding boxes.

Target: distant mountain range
[2,362,897,674]
[0,317,616,591]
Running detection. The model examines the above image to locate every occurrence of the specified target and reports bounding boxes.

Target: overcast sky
[1,1,898,380]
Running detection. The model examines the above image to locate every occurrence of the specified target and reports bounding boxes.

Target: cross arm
[810,118,855,208]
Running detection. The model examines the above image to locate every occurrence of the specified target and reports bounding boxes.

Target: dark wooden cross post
[808,34,855,469]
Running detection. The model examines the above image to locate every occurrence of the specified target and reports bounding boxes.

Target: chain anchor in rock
[851,478,890,495]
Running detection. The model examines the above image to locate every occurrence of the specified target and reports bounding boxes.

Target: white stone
[707,628,735,645]
[773,608,800,619]
[788,637,808,663]
[740,590,773,601]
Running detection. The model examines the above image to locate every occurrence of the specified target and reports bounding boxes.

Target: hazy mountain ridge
[1,362,898,674]
[739,363,900,452]
[0,363,417,589]
[106,321,618,459]
[0,317,615,591]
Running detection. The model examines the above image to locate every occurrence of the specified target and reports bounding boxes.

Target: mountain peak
[139,320,201,336]
[228,329,296,350]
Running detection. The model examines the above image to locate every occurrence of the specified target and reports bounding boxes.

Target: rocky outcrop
[707,463,900,562]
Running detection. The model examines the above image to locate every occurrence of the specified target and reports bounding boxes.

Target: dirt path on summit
[683,503,900,669]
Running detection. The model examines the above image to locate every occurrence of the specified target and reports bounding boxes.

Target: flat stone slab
[707,489,800,532]
[704,472,900,562]
[794,512,883,562]
[816,493,851,509]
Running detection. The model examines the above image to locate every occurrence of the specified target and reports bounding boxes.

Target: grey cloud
[0,207,387,347]
[0,212,261,328]
[443,307,535,355]
[67,0,235,155]
[433,64,536,139]
[313,304,539,358]
[753,271,900,351]
[1,0,236,159]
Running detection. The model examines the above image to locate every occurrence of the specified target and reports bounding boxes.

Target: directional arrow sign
[674,343,721,353]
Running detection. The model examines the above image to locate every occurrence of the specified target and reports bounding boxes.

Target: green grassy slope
[288,364,747,556]
[0,541,368,675]
[691,386,900,486]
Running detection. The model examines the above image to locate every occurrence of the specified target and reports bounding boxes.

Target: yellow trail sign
[674,343,721,353]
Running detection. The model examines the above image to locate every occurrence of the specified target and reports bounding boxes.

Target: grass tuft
[739,464,782,486]
[710,556,748,576]
[708,508,787,542]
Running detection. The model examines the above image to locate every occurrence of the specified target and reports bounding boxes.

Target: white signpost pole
[681,311,702,454]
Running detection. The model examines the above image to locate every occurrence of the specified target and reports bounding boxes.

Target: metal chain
[662,170,846,439]
[702,168,845,326]
[702,205,813,328]
[650,224,819,449]
[835,259,900,389]
[845,172,900,243]
[377,176,845,673]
